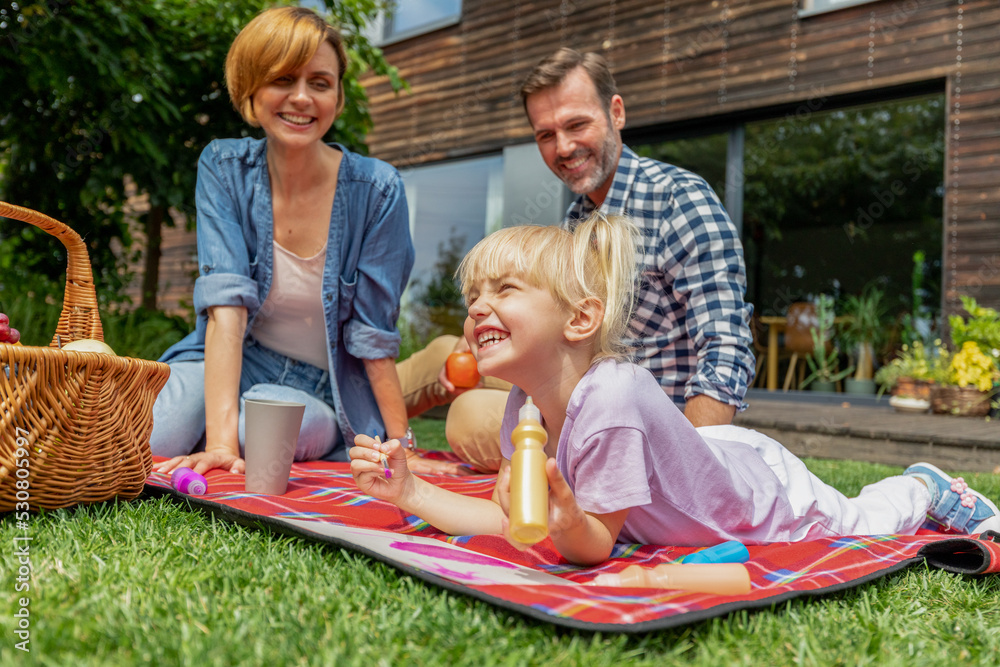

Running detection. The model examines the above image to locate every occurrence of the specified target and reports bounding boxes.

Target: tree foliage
[0,0,403,306]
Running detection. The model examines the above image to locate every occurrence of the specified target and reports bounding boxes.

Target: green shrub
[0,288,188,360]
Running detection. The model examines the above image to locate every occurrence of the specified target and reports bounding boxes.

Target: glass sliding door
[742,94,944,323]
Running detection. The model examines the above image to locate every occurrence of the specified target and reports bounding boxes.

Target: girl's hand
[494,459,588,544]
[543,458,590,539]
[349,434,410,503]
[545,459,628,565]
[154,450,244,476]
[495,465,533,551]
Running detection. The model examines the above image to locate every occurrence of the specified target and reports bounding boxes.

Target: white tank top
[251,239,330,370]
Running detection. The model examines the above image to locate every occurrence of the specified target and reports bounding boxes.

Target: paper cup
[244,398,305,495]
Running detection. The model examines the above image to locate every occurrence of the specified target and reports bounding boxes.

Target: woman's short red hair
[225,6,348,126]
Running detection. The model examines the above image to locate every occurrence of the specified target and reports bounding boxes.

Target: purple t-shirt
[500,359,798,546]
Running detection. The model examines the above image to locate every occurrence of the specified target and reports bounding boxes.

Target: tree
[0,0,402,308]
[405,231,468,338]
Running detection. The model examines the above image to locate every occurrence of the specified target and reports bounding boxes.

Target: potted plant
[801,294,854,392]
[838,283,887,394]
[929,296,1000,416]
[874,339,949,411]
[949,295,1000,352]
[930,340,999,416]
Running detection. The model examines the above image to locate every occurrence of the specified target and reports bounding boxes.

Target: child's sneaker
[904,462,1000,534]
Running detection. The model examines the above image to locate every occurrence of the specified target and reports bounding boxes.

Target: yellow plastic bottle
[509,396,549,545]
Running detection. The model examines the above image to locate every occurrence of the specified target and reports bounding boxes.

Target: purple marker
[171,467,208,495]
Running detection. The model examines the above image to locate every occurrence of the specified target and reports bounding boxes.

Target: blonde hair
[457,213,638,362]
[225,6,348,126]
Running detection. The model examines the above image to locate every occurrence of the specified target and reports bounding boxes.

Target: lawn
[2,417,999,666]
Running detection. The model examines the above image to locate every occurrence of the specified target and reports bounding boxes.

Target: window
[633,93,945,337]
[399,154,502,334]
[741,94,944,321]
[381,0,462,45]
[634,133,729,206]
[800,0,880,18]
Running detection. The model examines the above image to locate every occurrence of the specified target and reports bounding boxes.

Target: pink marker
[171,467,208,495]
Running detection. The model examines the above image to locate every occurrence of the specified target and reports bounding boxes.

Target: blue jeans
[150,339,342,461]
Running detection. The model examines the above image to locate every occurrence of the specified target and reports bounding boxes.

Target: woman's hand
[349,434,412,503]
[154,450,245,476]
[403,449,476,476]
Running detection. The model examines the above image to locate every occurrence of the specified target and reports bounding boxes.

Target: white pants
[698,425,931,541]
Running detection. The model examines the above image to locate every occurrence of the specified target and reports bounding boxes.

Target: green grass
[2,419,1000,666]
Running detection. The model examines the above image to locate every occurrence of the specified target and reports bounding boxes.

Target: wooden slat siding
[364,0,988,151]
[120,211,198,317]
[945,57,1000,307]
[128,0,999,316]
[155,222,199,316]
[366,4,947,146]
[359,0,1000,315]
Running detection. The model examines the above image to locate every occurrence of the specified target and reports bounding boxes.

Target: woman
[152,6,414,476]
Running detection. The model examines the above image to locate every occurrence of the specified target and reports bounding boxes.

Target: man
[398,48,754,473]
[520,48,754,427]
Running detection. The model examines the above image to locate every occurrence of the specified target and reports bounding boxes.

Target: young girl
[350,213,1000,566]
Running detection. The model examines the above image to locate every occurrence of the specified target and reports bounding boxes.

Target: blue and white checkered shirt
[565,146,755,410]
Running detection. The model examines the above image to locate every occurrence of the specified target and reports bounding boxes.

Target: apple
[62,339,117,355]
[446,351,481,388]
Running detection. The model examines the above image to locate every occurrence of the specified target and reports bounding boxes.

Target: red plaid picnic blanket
[145,457,1000,633]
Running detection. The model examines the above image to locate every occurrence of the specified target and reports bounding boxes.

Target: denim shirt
[160,137,414,446]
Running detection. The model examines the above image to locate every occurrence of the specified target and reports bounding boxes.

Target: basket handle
[0,200,105,346]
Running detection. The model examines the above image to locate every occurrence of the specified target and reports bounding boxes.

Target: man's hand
[436,334,483,395]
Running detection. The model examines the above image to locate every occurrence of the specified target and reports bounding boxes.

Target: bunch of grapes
[0,313,21,344]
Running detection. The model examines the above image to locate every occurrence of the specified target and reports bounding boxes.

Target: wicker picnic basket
[0,201,170,511]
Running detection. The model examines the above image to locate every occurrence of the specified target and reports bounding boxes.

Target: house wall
[138,0,1000,317]
[360,0,1000,313]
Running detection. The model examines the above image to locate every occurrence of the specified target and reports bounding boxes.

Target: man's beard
[560,132,620,196]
